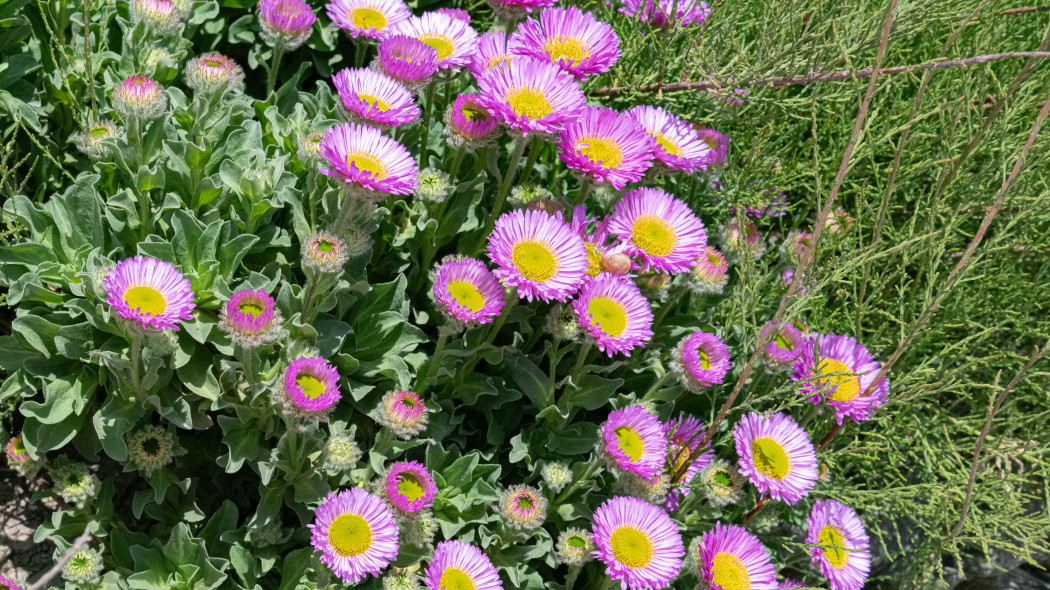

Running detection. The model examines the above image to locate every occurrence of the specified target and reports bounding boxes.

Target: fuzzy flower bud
[301,231,350,274]
[50,461,98,508]
[73,120,120,160]
[219,288,287,349]
[258,0,316,49]
[125,425,184,478]
[323,434,362,471]
[372,390,429,440]
[131,0,182,35]
[416,168,451,203]
[113,76,167,121]
[541,462,572,493]
[497,484,547,531]
[185,53,245,97]
[508,184,553,208]
[555,528,595,566]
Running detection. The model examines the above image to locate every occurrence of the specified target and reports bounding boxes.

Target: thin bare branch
[27,528,94,590]
[950,341,1050,539]
[590,51,1050,97]
[1000,6,1050,14]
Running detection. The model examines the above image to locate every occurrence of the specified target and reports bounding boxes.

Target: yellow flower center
[511,240,558,282]
[613,425,645,462]
[670,442,689,471]
[506,87,553,121]
[543,35,589,64]
[817,358,861,402]
[237,301,264,318]
[296,373,326,400]
[649,130,683,156]
[773,333,793,351]
[446,280,485,313]
[124,285,167,316]
[350,6,386,29]
[584,242,604,277]
[486,54,514,70]
[631,214,678,257]
[328,513,373,557]
[697,348,710,370]
[610,526,653,568]
[396,472,425,501]
[706,251,721,266]
[751,437,791,480]
[346,151,388,180]
[819,524,850,569]
[517,494,534,509]
[462,105,487,122]
[419,34,454,59]
[356,93,391,111]
[438,567,476,590]
[576,135,623,169]
[567,535,586,548]
[587,296,628,337]
[711,551,751,590]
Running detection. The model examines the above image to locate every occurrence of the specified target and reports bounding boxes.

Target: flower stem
[301,271,321,322]
[418,327,451,395]
[476,137,528,254]
[518,135,542,185]
[332,189,358,236]
[546,338,560,406]
[447,147,466,183]
[266,42,286,98]
[652,284,688,328]
[551,457,600,508]
[129,331,143,397]
[242,345,255,393]
[642,372,671,401]
[419,84,437,170]
[574,177,592,205]
[742,494,769,524]
[485,291,518,345]
[568,340,593,389]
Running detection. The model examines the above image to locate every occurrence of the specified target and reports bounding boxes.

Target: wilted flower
[383,570,421,590]
[185,53,246,96]
[297,131,325,166]
[508,184,554,208]
[113,76,167,121]
[125,425,184,478]
[61,546,104,584]
[723,218,766,259]
[73,120,120,160]
[401,508,438,548]
[50,461,98,508]
[258,0,316,49]
[498,484,547,530]
[544,303,581,343]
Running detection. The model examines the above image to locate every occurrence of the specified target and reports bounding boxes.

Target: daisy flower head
[125,425,184,478]
[591,496,684,590]
[389,12,479,71]
[698,458,745,507]
[318,122,418,199]
[790,333,889,425]
[444,93,501,150]
[131,0,182,35]
[416,167,451,203]
[113,76,167,121]
[608,187,707,274]
[433,255,506,328]
[806,500,871,590]
[373,390,429,439]
[0,574,24,590]
[61,546,105,584]
[599,405,666,479]
[185,53,245,96]
[375,34,440,92]
[475,57,586,138]
[572,274,654,357]
[662,413,714,512]
[628,105,713,174]
[511,6,621,80]
[687,246,729,295]
[424,540,504,590]
[487,0,556,18]
[469,30,525,77]
[620,0,710,27]
[310,488,400,584]
[50,461,98,508]
[557,106,654,190]
[333,68,421,128]
[695,127,729,168]
[326,0,410,40]
[220,288,286,349]
[487,208,589,303]
[73,120,121,160]
[759,320,806,368]
[671,331,731,391]
[258,0,316,49]
[780,579,806,589]
[104,255,195,331]
[694,523,778,590]
[498,484,547,530]
[733,411,818,504]
[302,230,352,273]
[541,462,573,492]
[384,460,437,513]
[722,218,765,259]
[278,355,343,419]
[556,528,595,566]
[436,7,470,23]
[5,434,30,466]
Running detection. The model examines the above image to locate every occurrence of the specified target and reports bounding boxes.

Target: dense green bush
[1,0,1049,588]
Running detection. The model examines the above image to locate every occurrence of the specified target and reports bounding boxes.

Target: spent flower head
[541,462,572,492]
[125,425,184,478]
[323,434,362,471]
[73,120,120,160]
[62,546,104,585]
[50,461,98,508]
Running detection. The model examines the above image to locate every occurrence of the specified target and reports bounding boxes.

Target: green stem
[307,169,318,231]
[419,84,437,170]
[642,372,672,401]
[574,177,592,205]
[652,284,688,328]
[301,271,321,322]
[129,331,143,397]
[418,328,451,395]
[518,136,542,185]
[475,138,528,255]
[484,292,517,345]
[568,340,593,389]
[242,345,255,392]
[798,403,820,428]
[266,42,286,98]
[353,39,367,68]
[551,457,600,507]
[447,147,466,183]
[565,565,583,590]
[332,189,357,236]
[546,338,560,406]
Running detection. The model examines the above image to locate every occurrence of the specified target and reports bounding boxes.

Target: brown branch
[671,0,900,485]
[590,51,1050,97]
[949,341,1050,539]
[1000,6,1050,14]
[27,528,94,590]
[859,92,1050,402]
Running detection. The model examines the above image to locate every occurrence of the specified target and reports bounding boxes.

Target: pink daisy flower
[309,488,399,584]
[628,105,713,174]
[281,355,343,418]
[475,58,586,137]
[599,405,666,479]
[113,76,167,120]
[486,208,589,303]
[806,500,871,590]
[733,411,818,504]
[332,67,420,128]
[620,0,710,27]
[384,460,437,513]
[375,34,440,92]
[219,288,285,348]
[424,540,503,590]
[572,274,654,357]
[258,0,316,48]
[436,7,470,23]
[591,496,684,589]
[326,0,410,40]
[432,255,506,327]
[444,93,501,149]
[695,127,729,168]
[104,256,195,331]
[608,187,707,274]
[389,12,479,71]
[790,333,889,424]
[468,30,525,77]
[557,106,655,190]
[486,0,556,17]
[672,331,732,390]
[511,6,621,80]
[318,122,417,197]
[694,522,778,590]
[759,320,806,367]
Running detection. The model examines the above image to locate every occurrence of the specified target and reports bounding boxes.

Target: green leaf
[562,374,622,411]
